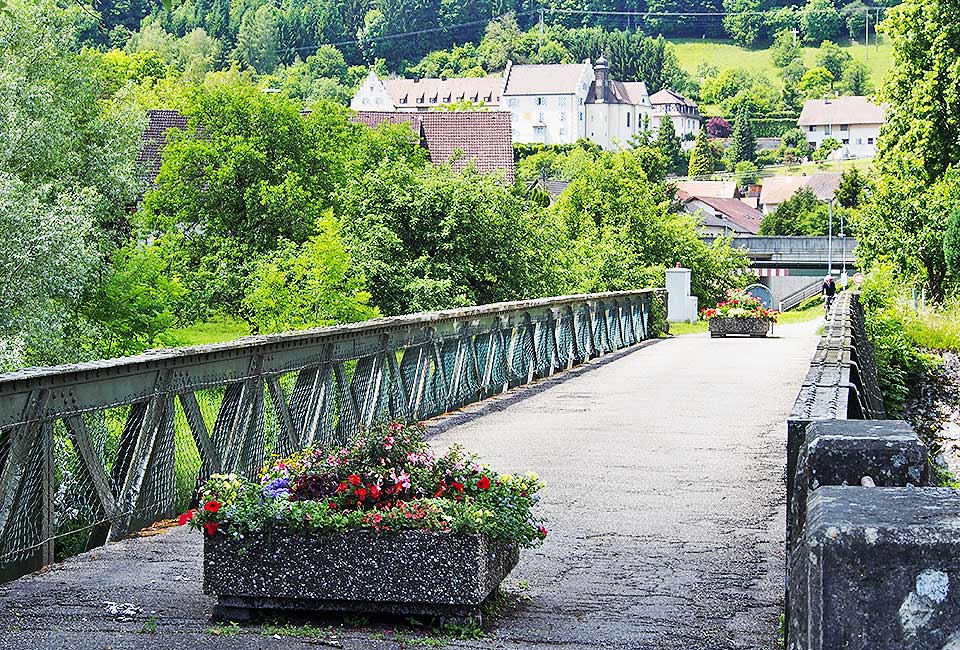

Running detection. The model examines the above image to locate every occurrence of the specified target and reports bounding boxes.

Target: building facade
[798,96,884,159]
[351,71,503,112]
[351,60,691,151]
[650,89,701,146]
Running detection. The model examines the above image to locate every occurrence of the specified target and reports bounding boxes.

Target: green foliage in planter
[182,422,547,549]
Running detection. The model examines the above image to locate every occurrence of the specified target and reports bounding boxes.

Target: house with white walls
[798,95,884,159]
[650,89,700,146]
[351,58,682,150]
[351,71,503,112]
[501,60,594,146]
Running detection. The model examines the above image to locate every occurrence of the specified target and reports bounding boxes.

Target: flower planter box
[708,316,771,338]
[203,528,519,622]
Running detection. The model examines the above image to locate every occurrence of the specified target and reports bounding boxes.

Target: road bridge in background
[705,236,859,308]
[0,308,822,649]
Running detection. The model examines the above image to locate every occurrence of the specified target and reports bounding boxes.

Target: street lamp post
[840,209,847,288]
[827,199,834,276]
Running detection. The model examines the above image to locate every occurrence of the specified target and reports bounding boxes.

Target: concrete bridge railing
[786,292,960,649]
[0,289,664,581]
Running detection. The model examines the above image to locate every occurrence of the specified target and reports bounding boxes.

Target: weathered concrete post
[664,267,698,323]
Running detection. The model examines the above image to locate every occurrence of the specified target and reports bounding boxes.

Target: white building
[351,71,503,112]
[583,57,654,149]
[351,58,684,150]
[798,96,884,159]
[501,60,594,146]
[650,89,701,146]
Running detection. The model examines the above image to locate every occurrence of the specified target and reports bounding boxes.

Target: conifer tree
[731,104,756,163]
[687,130,714,177]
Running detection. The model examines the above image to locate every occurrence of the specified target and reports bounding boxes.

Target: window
[856,137,862,145]
[824,125,832,135]
[538,112,544,121]
[809,125,816,133]
[578,97,584,105]
[399,97,407,104]
[534,124,545,132]
[579,112,583,121]
[868,137,875,144]
[840,124,849,132]
[627,112,631,127]
[842,139,849,144]
[560,112,567,122]
[430,96,437,103]
[558,96,565,106]
[559,128,567,136]
[536,97,545,106]
[507,97,519,107]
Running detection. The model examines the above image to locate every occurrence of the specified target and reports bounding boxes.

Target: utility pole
[865,9,869,60]
[538,8,544,49]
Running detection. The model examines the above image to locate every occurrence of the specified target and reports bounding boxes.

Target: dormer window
[430,96,437,103]
[399,96,407,104]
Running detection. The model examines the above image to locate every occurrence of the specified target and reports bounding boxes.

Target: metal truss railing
[0,289,664,580]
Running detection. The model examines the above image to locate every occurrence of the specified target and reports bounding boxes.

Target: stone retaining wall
[785,292,960,649]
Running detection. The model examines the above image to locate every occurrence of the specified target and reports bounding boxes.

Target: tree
[812,136,842,162]
[730,103,756,164]
[1,0,144,368]
[841,0,868,40]
[706,117,731,138]
[688,130,714,177]
[734,160,760,187]
[771,29,802,68]
[549,148,748,305]
[236,4,282,73]
[801,0,842,44]
[759,188,829,235]
[722,0,766,47]
[841,60,872,95]
[815,40,852,80]
[338,162,563,315]
[242,215,379,333]
[655,119,684,175]
[835,167,867,208]
[944,204,960,280]
[141,89,362,319]
[798,66,835,98]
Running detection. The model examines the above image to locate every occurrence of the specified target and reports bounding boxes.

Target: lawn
[668,37,893,88]
[166,316,252,346]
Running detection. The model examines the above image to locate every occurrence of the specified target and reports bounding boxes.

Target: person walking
[822,274,837,316]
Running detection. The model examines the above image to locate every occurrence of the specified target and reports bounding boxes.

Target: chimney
[594,55,609,103]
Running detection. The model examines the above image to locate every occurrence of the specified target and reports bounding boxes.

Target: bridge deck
[0,321,821,650]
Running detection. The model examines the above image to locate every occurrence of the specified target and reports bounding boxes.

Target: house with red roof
[681,194,764,236]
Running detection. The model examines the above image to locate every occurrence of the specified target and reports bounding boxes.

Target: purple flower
[263,477,291,499]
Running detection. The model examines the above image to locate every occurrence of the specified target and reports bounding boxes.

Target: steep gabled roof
[137,109,189,187]
[352,110,514,181]
[674,180,738,199]
[650,88,696,107]
[503,63,589,95]
[686,195,763,234]
[798,96,884,126]
[585,80,650,105]
[759,172,842,206]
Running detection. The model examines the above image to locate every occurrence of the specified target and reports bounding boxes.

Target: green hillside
[670,38,893,89]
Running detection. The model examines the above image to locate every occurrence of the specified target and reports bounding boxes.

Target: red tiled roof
[352,111,514,182]
[137,109,189,188]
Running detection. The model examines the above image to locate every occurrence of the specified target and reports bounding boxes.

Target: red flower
[203,501,221,513]
[368,484,380,499]
[328,501,337,509]
[476,475,491,490]
[451,481,464,492]
[203,521,219,536]
[348,474,361,486]
[355,487,367,501]
[538,525,548,538]
[336,481,348,493]
[177,510,194,525]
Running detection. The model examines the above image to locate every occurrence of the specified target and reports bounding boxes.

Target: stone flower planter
[204,528,519,622]
[708,316,771,338]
